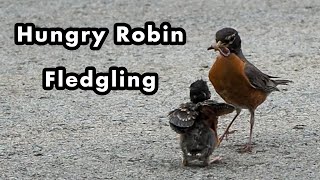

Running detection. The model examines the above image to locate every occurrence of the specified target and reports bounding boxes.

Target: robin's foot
[225,129,237,140]
[218,129,237,146]
[237,144,253,153]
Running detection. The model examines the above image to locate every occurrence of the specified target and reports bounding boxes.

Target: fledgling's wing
[197,100,235,116]
[168,102,198,134]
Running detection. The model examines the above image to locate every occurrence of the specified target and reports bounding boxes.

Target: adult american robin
[169,80,234,166]
[207,28,292,153]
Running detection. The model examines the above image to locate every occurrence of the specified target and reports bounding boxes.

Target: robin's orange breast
[209,54,267,110]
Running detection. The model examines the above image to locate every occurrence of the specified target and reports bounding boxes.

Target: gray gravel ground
[1,0,320,179]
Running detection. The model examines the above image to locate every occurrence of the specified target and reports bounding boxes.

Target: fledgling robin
[207,28,292,153]
[169,80,235,166]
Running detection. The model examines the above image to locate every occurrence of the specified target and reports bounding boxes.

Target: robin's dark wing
[197,100,235,116]
[168,102,198,134]
[244,62,281,93]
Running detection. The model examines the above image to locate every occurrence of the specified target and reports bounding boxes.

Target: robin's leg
[238,109,255,153]
[218,108,241,146]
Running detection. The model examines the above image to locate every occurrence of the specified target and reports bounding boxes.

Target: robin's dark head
[207,28,241,56]
[189,79,211,103]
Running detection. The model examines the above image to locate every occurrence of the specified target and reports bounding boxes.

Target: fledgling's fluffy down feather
[168,79,234,166]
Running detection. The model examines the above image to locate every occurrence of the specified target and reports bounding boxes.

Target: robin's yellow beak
[208,41,230,57]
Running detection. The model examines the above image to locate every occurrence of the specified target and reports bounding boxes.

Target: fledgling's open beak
[207,41,222,51]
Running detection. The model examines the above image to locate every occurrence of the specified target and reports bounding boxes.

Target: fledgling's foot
[201,159,209,167]
[209,156,222,164]
[182,158,189,166]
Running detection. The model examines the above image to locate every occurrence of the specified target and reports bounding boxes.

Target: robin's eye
[220,39,229,45]
[225,34,236,42]
[229,36,235,42]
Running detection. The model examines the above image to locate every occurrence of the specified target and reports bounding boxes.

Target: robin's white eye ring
[225,33,236,41]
